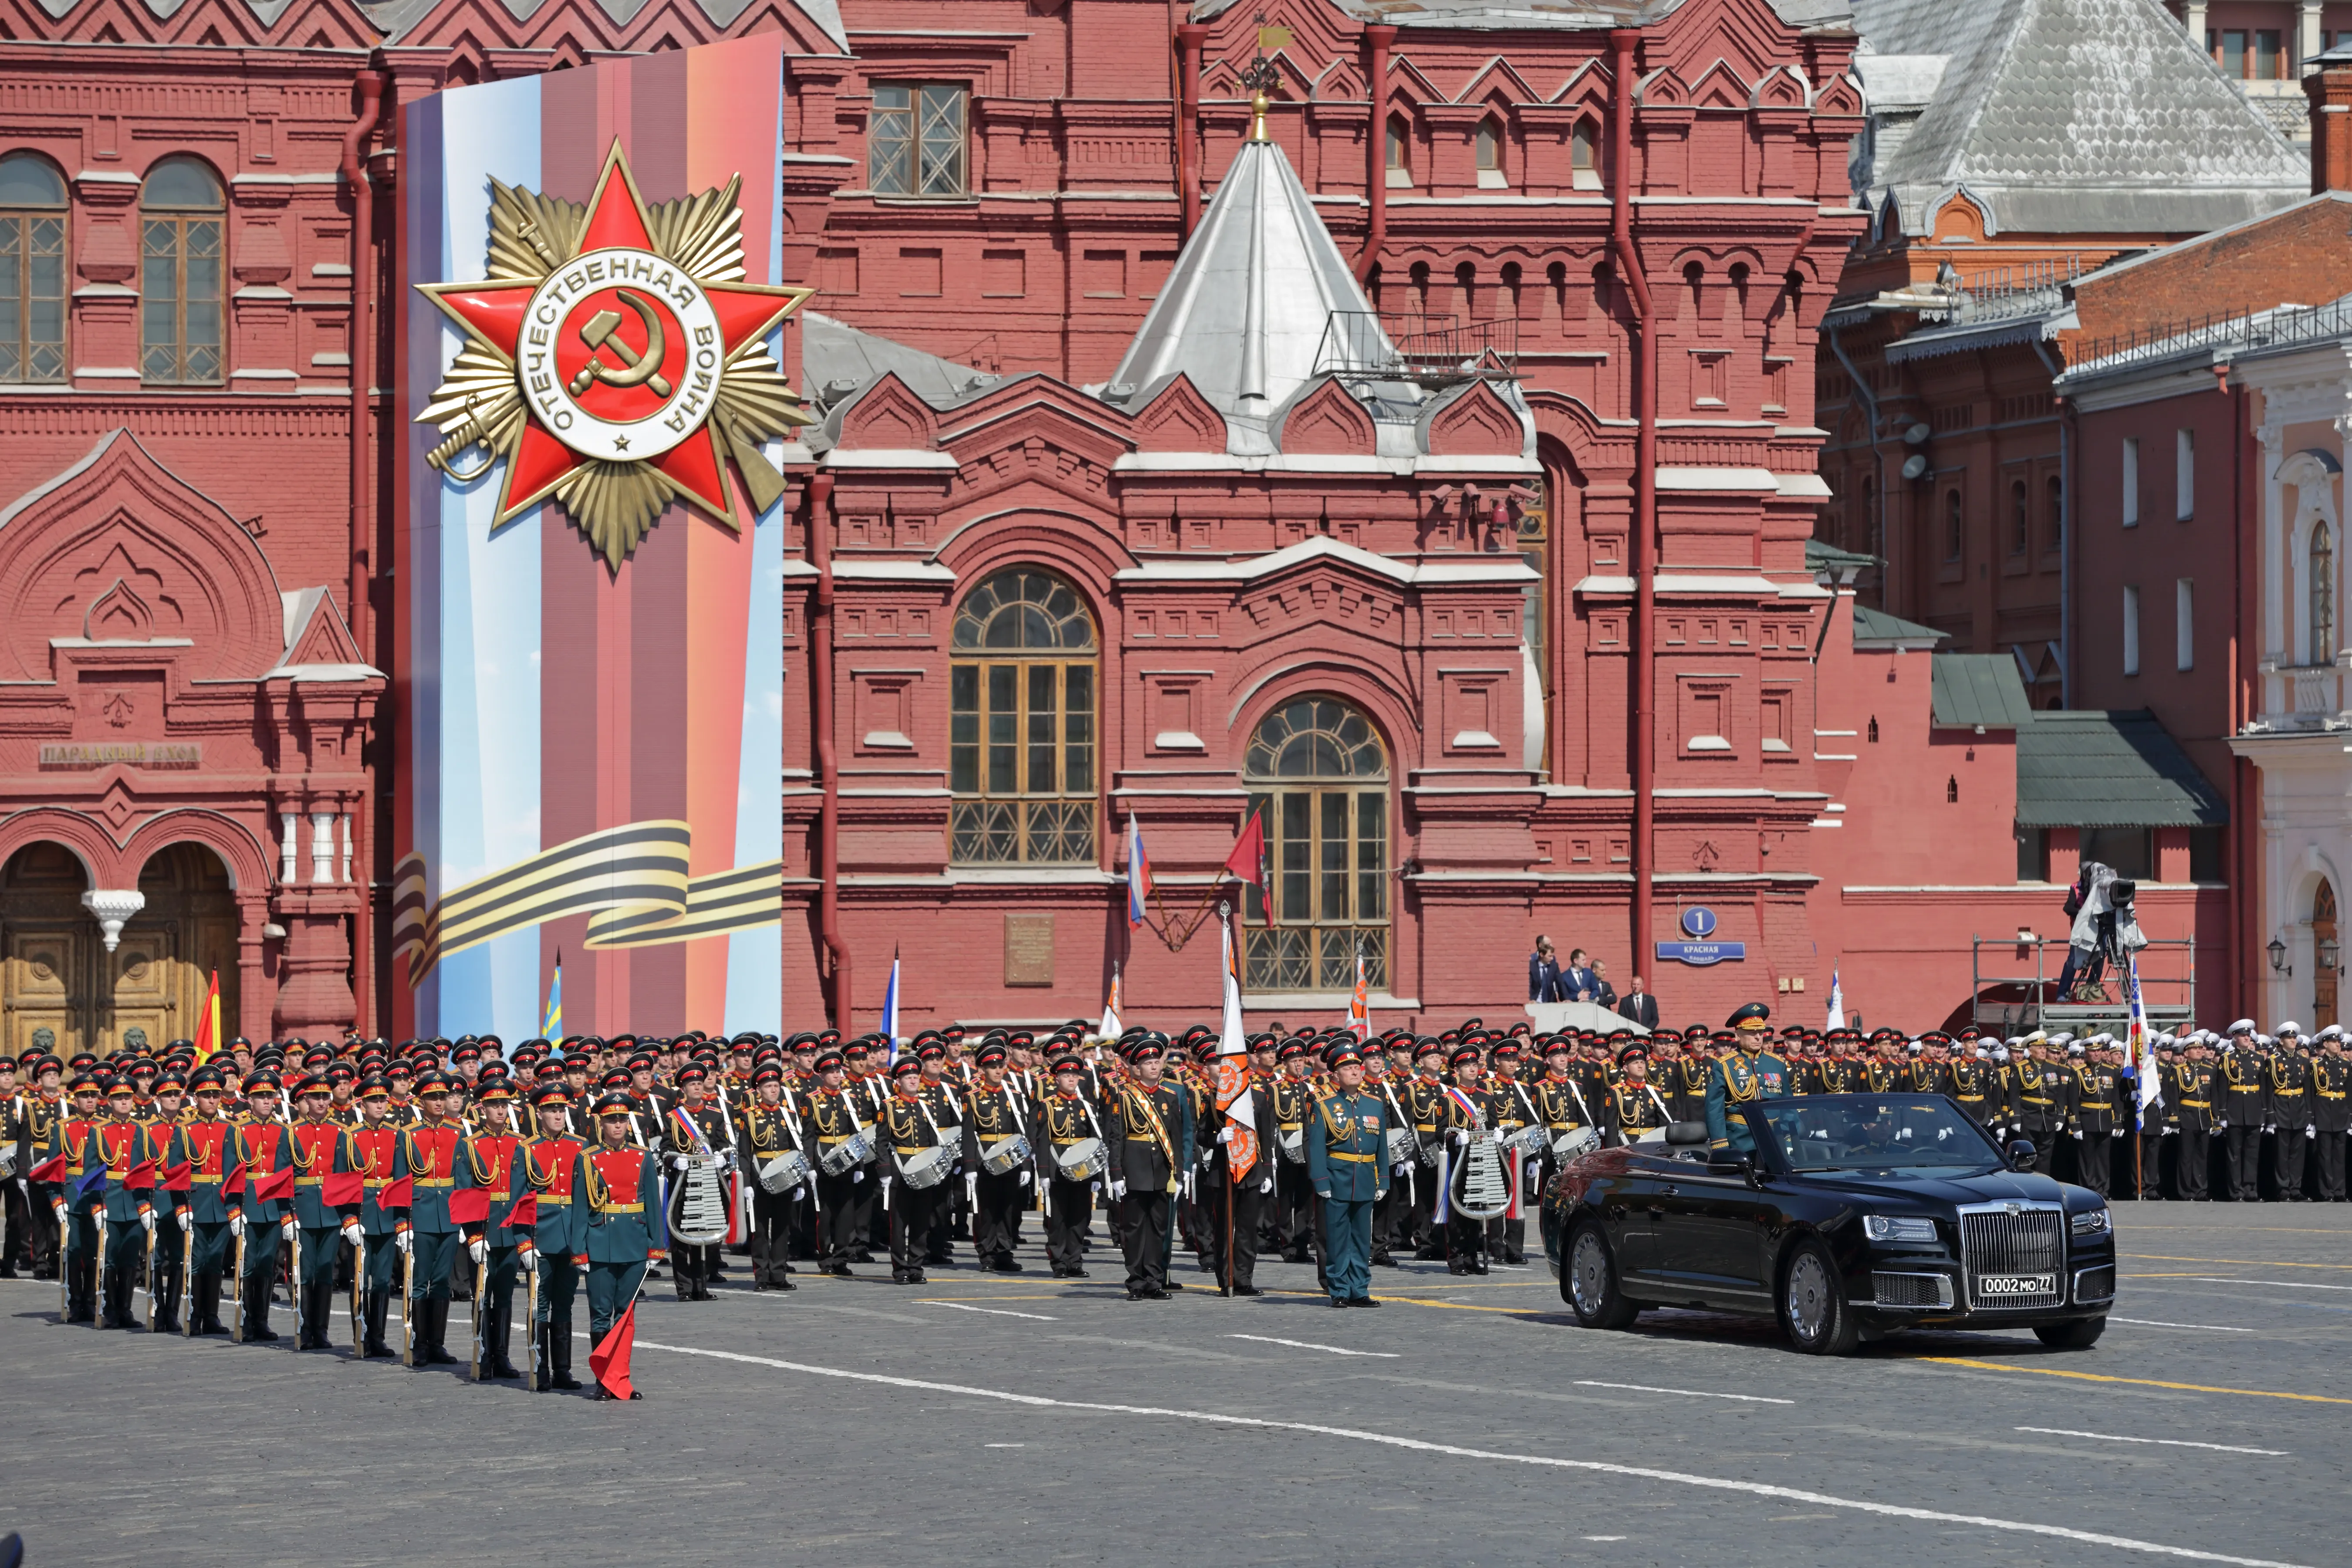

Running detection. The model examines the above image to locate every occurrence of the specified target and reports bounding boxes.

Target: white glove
[230,1214,247,1239]
[1315,1189,1331,1202]
[177,1210,191,1233]
[2111,1129,2125,1139]
[467,1237,487,1266]
[1391,1162,1410,1177]
[1019,1169,1033,1189]
[852,1169,865,1183]
[2265,1124,2277,1135]
[1110,1179,1127,1201]
[1183,1172,1196,1203]
[517,1242,537,1275]
[395,1227,413,1254]
[669,1153,695,1172]
[965,1174,978,1208]
[1216,1126,1234,1145]
[2072,1130,2084,1141]
[341,1220,362,1247]
[2220,1119,2229,1130]
[2162,1126,2177,1136]
[141,1210,155,1233]
[1258,1174,1274,1194]
[1935,1127,1953,1142]
[1895,1127,1913,1141]
[2308,1124,2318,1139]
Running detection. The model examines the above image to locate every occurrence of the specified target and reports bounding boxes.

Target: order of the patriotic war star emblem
[416,140,814,568]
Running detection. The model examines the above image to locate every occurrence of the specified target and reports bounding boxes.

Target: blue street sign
[1657,940,1746,967]
[1681,906,1718,939]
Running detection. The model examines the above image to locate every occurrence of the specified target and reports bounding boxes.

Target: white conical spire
[1106,132,1375,417]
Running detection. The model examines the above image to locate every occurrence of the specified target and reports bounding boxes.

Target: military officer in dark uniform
[799,1049,870,1276]
[2065,1043,2119,1197]
[1437,1044,1507,1274]
[2217,1029,2268,1200]
[1404,1041,1448,1259]
[1308,1040,1390,1308]
[960,1040,1034,1274]
[2168,1037,2219,1200]
[882,1054,952,1284]
[1703,1004,1789,1154]
[2268,1026,2313,1200]
[2311,1027,2349,1200]
[1105,1036,1193,1300]
[1605,1044,1672,1146]
[737,1061,803,1290]
[1039,1050,1106,1277]
[1196,1041,1280,1296]
[1267,1040,1320,1264]
[2010,1037,2070,1174]
[520,1082,586,1386]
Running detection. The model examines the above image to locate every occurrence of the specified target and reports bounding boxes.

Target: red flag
[191,969,222,1063]
[27,1152,68,1185]
[162,1162,194,1193]
[223,1161,246,1198]
[504,1193,538,1229]
[446,1186,492,1226]
[322,1169,365,1206]
[252,1166,296,1203]
[121,1159,159,1190]
[378,1175,413,1210]
[1221,807,1268,889]
[590,1301,637,1400]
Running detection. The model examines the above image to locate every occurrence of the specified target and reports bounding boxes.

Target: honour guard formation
[7,997,2346,1400]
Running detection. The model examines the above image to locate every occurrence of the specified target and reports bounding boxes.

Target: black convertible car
[1540,1094,2115,1355]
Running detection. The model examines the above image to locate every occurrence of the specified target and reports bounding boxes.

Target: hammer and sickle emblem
[567,288,673,399]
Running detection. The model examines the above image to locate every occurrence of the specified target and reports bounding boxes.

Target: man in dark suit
[1527,938,1563,1004]
[1618,974,1659,1029]
[1562,948,1601,1004]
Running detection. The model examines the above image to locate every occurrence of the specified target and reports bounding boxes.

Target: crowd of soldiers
[2,1004,2343,1391]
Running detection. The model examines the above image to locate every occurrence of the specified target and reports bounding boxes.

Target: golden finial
[1241,49,1280,144]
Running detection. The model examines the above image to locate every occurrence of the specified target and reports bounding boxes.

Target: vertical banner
[394,34,797,1043]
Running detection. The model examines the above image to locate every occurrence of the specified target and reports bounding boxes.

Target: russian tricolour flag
[1126,814,1153,929]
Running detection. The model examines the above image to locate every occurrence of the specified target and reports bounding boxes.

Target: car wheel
[1562,1218,1639,1330]
[1778,1235,1860,1356]
[2034,1317,2106,1350]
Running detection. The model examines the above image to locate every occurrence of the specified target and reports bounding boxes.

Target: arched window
[0,152,66,384]
[140,157,224,384]
[2310,519,2335,666]
[1241,696,1389,992]
[1570,118,1601,189]
[1386,115,1411,187]
[1475,117,1505,188]
[950,568,1098,865]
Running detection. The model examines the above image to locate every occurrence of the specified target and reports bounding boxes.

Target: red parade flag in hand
[27,1151,68,1185]
[223,1160,246,1199]
[378,1175,413,1210]
[446,1186,492,1227]
[504,1193,537,1230]
[121,1158,159,1191]
[252,1166,296,1204]
[162,1162,194,1193]
[590,1301,638,1400]
[1222,804,1274,926]
[322,1169,365,1207]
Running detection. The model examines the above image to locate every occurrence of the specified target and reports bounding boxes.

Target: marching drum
[896,1144,957,1189]
[1054,1136,1108,1182]
[979,1135,1033,1176]
[756,1149,811,1193]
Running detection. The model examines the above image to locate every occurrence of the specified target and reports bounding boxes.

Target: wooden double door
[1,842,242,1058]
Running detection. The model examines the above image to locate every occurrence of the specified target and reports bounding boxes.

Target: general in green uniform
[1306,1042,1390,1308]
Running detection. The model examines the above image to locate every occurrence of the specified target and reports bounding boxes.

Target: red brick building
[12,0,2087,1044]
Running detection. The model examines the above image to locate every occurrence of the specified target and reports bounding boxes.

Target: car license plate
[1977,1272,2056,1297]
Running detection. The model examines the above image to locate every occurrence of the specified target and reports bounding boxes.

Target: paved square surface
[5,1203,2346,1567]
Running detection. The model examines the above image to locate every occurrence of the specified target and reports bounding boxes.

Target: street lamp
[2323,937,2341,973]
[2268,935,2289,975]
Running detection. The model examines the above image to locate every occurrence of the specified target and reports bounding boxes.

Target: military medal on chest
[416,141,814,568]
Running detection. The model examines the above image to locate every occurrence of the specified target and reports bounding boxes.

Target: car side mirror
[1739,1154,1763,1190]
[2006,1139,2037,1172]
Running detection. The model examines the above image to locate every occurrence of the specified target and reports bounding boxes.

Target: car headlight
[1862,1214,1938,1243]
[2069,1207,2112,1237]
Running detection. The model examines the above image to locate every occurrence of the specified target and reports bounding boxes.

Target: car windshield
[1743,1096,2003,1173]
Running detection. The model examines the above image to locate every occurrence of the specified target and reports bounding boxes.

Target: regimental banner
[395,36,793,1043]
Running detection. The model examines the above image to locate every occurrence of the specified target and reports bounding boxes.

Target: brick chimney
[2307,44,2352,193]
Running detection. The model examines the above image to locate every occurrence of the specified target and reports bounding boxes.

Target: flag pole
[1221,899,1235,1301]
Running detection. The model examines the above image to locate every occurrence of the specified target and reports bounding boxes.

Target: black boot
[419,1297,459,1365]
[247,1277,280,1342]
[363,1288,393,1358]
[488,1301,520,1378]
[192,1274,223,1335]
[309,1281,336,1349]
[551,1320,582,1389]
[158,1266,183,1335]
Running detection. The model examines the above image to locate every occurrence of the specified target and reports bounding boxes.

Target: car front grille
[1872,1270,1953,1308]
[1959,1207,2065,1311]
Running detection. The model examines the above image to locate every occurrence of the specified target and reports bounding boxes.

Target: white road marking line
[1583,1535,1627,1542]
[614,1336,2310,1568]
[2181,1278,2352,1293]
[1575,1379,1794,1405]
[985,1443,1025,1448]
[1225,1334,1399,1358]
[921,1301,1057,1321]
[2014,1428,2286,1456]
[2108,1318,2254,1333]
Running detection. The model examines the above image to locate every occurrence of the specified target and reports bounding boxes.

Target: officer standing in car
[1703,1003,1788,1154]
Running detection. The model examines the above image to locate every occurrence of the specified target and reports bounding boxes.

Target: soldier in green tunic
[1704,1002,1791,1155]
[1306,1041,1390,1309]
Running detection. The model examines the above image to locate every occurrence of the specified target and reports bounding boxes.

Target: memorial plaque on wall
[1004,914,1055,986]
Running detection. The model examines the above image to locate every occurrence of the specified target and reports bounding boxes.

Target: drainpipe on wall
[2232,380,2252,1019]
[340,68,386,1035]
[1825,316,1886,584]
[1355,24,1395,285]
[809,471,850,1031]
[1176,25,1207,239]
[1609,30,1660,980]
